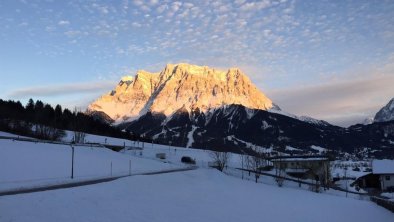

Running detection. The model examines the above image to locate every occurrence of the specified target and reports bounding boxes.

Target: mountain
[374,98,394,123]
[89,63,394,158]
[361,117,374,125]
[89,63,276,124]
[123,104,394,157]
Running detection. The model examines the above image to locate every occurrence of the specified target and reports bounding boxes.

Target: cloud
[58,20,70,26]
[7,81,117,99]
[91,3,109,14]
[156,4,168,13]
[240,0,271,11]
[268,74,394,126]
[64,30,82,37]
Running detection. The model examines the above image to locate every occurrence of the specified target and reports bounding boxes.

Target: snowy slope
[1,169,392,222]
[0,139,175,191]
[268,108,330,126]
[62,130,136,146]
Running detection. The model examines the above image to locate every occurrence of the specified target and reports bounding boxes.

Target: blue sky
[0,0,393,126]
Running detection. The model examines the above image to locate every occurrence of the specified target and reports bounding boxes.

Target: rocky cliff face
[374,98,394,123]
[88,63,275,123]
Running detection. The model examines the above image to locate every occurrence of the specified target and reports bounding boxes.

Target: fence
[0,135,141,152]
[370,196,394,213]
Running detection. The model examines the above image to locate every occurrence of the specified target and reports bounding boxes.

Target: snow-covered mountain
[361,117,374,125]
[374,98,394,123]
[89,63,276,123]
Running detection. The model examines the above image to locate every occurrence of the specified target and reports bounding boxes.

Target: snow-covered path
[1,169,392,222]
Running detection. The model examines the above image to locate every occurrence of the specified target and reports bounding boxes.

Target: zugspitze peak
[89,63,275,123]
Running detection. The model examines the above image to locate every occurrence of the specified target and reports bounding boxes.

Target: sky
[0,0,393,126]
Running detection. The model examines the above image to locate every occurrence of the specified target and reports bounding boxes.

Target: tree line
[0,98,138,141]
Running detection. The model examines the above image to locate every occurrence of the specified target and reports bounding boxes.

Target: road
[0,166,197,197]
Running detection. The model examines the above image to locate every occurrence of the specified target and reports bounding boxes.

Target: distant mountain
[123,104,394,157]
[374,98,394,123]
[89,63,394,158]
[361,117,374,125]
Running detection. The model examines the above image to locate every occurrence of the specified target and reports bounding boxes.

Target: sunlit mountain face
[88,63,276,124]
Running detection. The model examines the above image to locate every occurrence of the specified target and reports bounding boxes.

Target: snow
[261,120,270,129]
[285,146,301,151]
[271,157,328,162]
[331,160,371,179]
[186,126,197,148]
[310,145,327,153]
[1,132,393,221]
[0,131,33,139]
[1,169,392,222]
[268,109,327,126]
[245,106,255,119]
[0,139,175,192]
[381,192,394,201]
[62,130,133,146]
[121,75,133,82]
[372,159,394,174]
[335,179,367,193]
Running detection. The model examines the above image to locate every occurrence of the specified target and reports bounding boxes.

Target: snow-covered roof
[270,156,329,162]
[372,159,394,174]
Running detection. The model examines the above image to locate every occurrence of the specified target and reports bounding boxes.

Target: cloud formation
[7,81,116,99]
[1,0,394,126]
[268,74,394,126]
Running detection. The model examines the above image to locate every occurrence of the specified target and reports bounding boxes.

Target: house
[270,155,330,186]
[356,159,394,191]
[373,160,394,191]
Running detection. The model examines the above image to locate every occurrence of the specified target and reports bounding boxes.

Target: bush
[181,156,196,164]
[364,168,372,172]
[353,167,360,171]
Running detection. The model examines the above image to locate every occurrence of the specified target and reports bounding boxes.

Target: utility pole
[129,160,132,176]
[241,154,244,180]
[71,145,75,179]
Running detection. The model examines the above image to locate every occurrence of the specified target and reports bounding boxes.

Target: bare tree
[73,130,86,144]
[239,153,247,179]
[246,145,266,182]
[210,151,231,171]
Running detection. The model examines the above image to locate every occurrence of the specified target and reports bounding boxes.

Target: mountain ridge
[374,98,394,123]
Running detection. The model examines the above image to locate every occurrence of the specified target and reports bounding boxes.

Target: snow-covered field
[1,169,392,222]
[62,130,135,146]
[0,138,176,192]
[1,131,393,221]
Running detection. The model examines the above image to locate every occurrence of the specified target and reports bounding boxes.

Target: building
[270,156,330,187]
[356,159,394,191]
[372,160,394,191]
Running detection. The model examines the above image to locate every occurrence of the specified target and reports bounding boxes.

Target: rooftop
[372,159,394,174]
[270,155,329,162]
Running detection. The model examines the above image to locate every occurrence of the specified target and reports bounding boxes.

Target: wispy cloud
[268,74,394,126]
[7,81,116,99]
[58,20,70,26]
[2,0,394,124]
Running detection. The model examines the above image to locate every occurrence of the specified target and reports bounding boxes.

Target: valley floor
[1,132,393,221]
[1,169,393,222]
